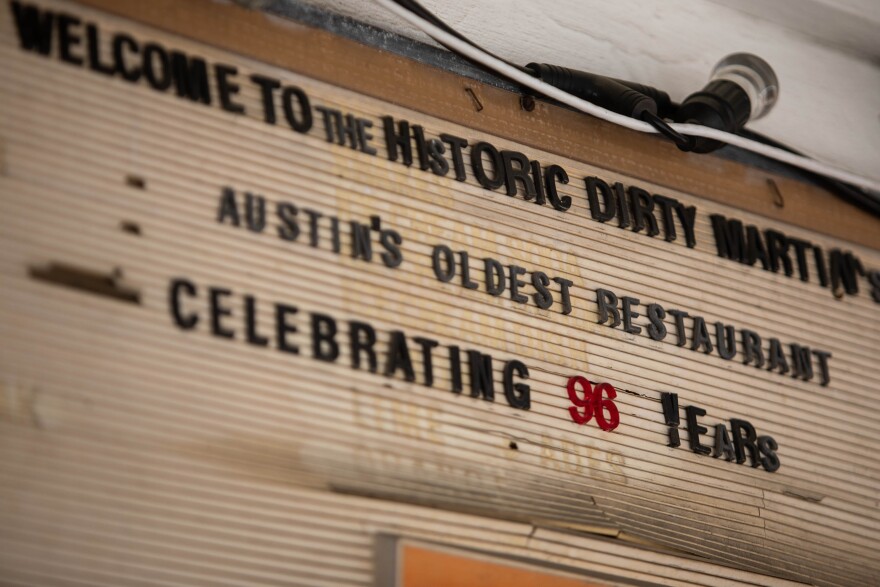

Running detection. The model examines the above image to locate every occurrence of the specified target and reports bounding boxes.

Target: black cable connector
[525,63,665,119]
[526,63,692,150]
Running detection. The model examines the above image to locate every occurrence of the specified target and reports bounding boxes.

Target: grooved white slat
[1,1,878,586]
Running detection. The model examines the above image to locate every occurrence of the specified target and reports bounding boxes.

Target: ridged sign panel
[1,1,878,585]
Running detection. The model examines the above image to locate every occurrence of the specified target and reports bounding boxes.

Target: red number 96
[566,376,620,432]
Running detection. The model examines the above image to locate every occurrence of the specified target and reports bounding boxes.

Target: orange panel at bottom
[400,544,612,587]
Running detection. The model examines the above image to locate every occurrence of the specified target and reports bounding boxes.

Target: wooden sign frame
[1,1,878,586]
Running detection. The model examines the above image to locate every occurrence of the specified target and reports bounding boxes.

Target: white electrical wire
[375,0,880,195]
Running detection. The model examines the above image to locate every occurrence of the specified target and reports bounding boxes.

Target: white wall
[297,0,880,183]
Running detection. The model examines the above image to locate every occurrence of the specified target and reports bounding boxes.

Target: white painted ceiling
[716,0,880,58]
[294,0,880,183]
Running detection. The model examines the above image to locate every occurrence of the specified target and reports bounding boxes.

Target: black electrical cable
[641,111,695,151]
[737,129,880,218]
[390,0,532,74]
